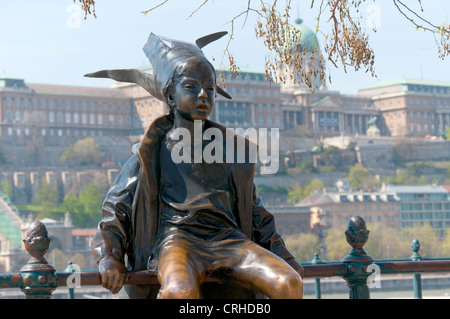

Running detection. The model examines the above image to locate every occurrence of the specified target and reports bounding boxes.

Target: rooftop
[27,83,130,99]
[296,189,399,207]
[385,184,449,194]
[360,78,450,91]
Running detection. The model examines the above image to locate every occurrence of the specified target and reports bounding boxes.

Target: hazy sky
[0,0,449,94]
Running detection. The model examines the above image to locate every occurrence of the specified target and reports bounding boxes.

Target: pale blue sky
[0,0,449,94]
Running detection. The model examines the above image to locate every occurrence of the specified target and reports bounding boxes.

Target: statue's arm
[91,154,139,265]
[251,184,304,276]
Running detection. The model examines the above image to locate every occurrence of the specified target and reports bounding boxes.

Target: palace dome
[283,18,320,53]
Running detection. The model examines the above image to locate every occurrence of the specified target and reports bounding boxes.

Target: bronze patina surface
[86,31,303,299]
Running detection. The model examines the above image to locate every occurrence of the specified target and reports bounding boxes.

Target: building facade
[0,75,139,141]
[297,184,450,238]
[2,20,450,142]
[359,79,450,137]
[386,185,450,237]
[297,189,400,237]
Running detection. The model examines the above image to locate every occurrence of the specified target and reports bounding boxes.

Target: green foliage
[445,127,450,141]
[36,201,59,220]
[284,233,321,262]
[275,164,287,175]
[32,180,59,205]
[296,124,313,138]
[63,183,104,228]
[60,137,104,166]
[442,229,450,257]
[0,142,7,164]
[346,141,357,152]
[399,223,441,258]
[363,223,409,259]
[63,194,86,227]
[381,168,427,186]
[47,249,87,271]
[404,161,431,177]
[324,222,444,261]
[257,184,288,194]
[324,224,349,261]
[79,183,103,225]
[392,139,414,166]
[287,178,324,204]
[0,180,13,198]
[347,163,378,190]
[311,144,355,172]
[280,223,447,262]
[295,161,318,174]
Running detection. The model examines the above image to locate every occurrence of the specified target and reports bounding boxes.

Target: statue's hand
[287,258,304,278]
[99,257,128,294]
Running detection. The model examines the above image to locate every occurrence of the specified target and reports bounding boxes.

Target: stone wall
[1,167,121,204]
[0,135,136,168]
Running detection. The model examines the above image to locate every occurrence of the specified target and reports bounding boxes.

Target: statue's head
[143,32,231,112]
[164,56,217,121]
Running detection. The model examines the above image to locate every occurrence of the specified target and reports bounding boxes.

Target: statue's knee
[158,281,199,299]
[274,272,303,298]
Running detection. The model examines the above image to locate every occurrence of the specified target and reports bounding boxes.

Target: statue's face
[171,59,216,121]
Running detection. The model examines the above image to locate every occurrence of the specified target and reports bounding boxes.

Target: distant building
[2,20,450,142]
[359,79,450,137]
[0,74,139,140]
[385,184,450,237]
[270,206,312,236]
[297,189,400,237]
[297,184,450,238]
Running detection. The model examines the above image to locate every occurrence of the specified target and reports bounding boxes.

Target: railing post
[342,216,374,299]
[311,253,323,299]
[20,221,57,299]
[410,238,422,299]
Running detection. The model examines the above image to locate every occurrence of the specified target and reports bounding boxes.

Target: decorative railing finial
[410,238,423,298]
[342,216,374,299]
[20,221,57,299]
[411,238,422,261]
[343,215,373,263]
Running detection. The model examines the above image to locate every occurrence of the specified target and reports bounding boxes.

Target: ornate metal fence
[2,215,450,299]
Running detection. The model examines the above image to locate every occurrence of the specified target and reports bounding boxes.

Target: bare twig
[142,0,169,15]
[392,0,450,59]
[186,0,209,20]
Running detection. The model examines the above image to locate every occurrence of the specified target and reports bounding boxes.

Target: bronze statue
[86,31,303,299]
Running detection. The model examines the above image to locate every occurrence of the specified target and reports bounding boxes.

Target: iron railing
[1,215,450,299]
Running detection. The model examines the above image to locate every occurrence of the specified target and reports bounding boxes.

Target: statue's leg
[156,243,207,299]
[215,240,303,299]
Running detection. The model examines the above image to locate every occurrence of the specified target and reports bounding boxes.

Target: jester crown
[85,31,232,101]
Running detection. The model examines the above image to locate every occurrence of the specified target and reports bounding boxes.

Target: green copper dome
[284,18,320,53]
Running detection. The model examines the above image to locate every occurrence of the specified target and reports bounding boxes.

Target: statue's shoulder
[136,114,174,154]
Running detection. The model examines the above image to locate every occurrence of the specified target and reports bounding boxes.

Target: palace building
[2,20,450,144]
